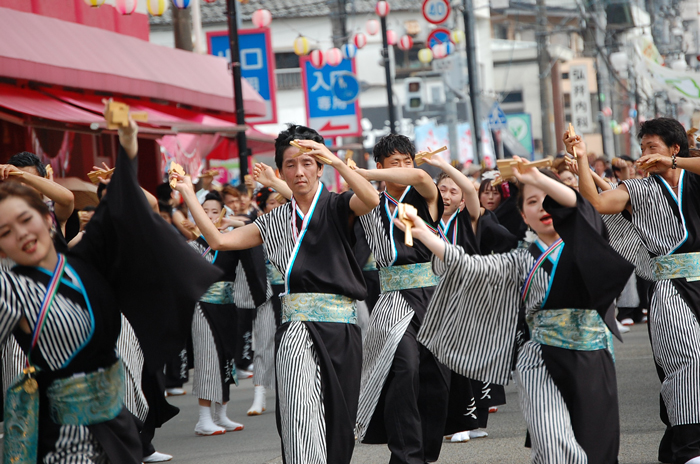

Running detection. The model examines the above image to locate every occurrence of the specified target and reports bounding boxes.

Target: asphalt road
[154,323,665,464]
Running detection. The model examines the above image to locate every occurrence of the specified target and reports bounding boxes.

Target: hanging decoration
[147,0,169,15]
[418,48,433,64]
[366,19,380,35]
[451,30,465,45]
[444,41,455,55]
[172,0,191,8]
[341,43,357,60]
[294,36,310,56]
[251,9,272,28]
[375,1,390,17]
[398,35,414,51]
[353,33,368,49]
[115,0,137,14]
[83,0,106,6]
[326,48,343,67]
[203,0,217,2]
[602,107,613,117]
[310,50,326,69]
[386,30,397,46]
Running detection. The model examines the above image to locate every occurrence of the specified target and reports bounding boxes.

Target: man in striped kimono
[354,134,450,464]
[172,124,379,464]
[569,118,700,464]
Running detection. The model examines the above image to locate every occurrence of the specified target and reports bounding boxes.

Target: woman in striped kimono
[568,118,700,464]
[410,160,633,464]
[188,191,258,436]
[172,124,379,464]
[425,155,518,442]
[0,117,220,463]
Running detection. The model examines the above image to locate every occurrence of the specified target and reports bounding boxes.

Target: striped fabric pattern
[356,206,417,439]
[43,424,109,464]
[191,304,223,403]
[602,213,654,280]
[254,204,295,280]
[252,298,276,390]
[417,244,528,386]
[1,337,26,394]
[116,315,148,422]
[276,321,326,464]
[233,262,256,309]
[0,271,91,371]
[514,341,587,464]
[650,280,700,425]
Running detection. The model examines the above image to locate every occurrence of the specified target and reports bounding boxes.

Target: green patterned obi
[527,309,614,356]
[281,293,357,324]
[47,360,125,426]
[653,253,700,282]
[378,262,439,293]
[266,263,285,286]
[200,281,234,304]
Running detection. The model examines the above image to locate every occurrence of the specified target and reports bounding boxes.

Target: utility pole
[328,0,348,48]
[380,15,397,134]
[172,6,194,51]
[226,0,249,179]
[462,0,482,163]
[593,0,614,158]
[535,0,555,156]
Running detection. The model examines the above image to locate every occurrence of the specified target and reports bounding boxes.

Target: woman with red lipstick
[405,159,634,464]
[0,115,220,464]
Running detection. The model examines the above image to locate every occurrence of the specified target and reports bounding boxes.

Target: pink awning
[0,7,266,116]
[0,84,102,125]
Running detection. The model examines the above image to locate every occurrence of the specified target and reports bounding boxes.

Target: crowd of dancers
[0,106,699,464]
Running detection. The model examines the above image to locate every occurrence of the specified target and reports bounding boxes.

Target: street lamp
[376,1,396,134]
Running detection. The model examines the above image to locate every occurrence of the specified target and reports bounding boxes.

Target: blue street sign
[488,102,508,129]
[332,72,360,103]
[302,57,362,137]
[208,29,277,124]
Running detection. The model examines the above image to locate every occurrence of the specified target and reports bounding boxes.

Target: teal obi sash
[363,254,378,272]
[281,293,357,324]
[653,253,700,282]
[200,281,234,304]
[527,309,613,356]
[47,360,125,426]
[378,262,439,293]
[266,263,285,286]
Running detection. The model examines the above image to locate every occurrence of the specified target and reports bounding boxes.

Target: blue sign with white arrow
[332,72,360,103]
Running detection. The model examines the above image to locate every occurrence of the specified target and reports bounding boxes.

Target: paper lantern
[602,106,613,117]
[366,19,380,36]
[612,124,622,135]
[84,0,106,6]
[310,50,326,69]
[433,43,447,59]
[444,41,455,55]
[353,33,367,49]
[326,48,343,67]
[342,43,357,60]
[294,36,310,56]
[252,9,272,28]
[451,30,465,44]
[626,117,635,127]
[172,0,191,8]
[147,0,168,15]
[418,48,433,64]
[375,1,390,17]
[203,0,217,2]
[398,35,413,51]
[386,30,398,46]
[115,0,137,14]
[620,122,630,134]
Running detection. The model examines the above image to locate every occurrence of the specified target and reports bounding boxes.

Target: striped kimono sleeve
[417,244,524,386]
[0,273,23,349]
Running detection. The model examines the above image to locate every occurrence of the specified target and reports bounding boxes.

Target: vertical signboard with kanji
[301,57,362,138]
[207,28,277,124]
[569,64,593,133]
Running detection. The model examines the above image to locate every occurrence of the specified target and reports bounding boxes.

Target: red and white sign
[422,0,451,24]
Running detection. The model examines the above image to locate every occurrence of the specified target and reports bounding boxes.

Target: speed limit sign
[422,0,451,24]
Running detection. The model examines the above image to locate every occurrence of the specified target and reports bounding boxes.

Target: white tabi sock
[685,457,700,464]
[247,385,266,416]
[194,405,225,436]
[214,402,244,432]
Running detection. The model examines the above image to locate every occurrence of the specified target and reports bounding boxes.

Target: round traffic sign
[422,0,451,25]
[427,28,452,50]
[332,72,361,103]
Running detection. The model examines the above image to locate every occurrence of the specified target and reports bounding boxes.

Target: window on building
[274,52,301,90]
[275,52,299,69]
[500,91,523,104]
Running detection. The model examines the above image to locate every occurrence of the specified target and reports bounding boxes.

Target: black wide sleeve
[72,146,223,370]
[542,192,634,338]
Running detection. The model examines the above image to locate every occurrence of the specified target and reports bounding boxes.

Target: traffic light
[405,77,424,112]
